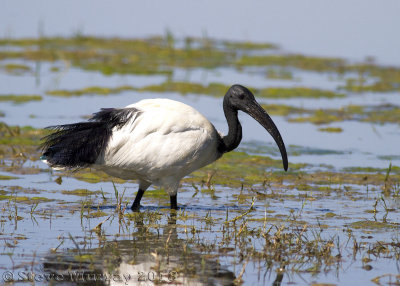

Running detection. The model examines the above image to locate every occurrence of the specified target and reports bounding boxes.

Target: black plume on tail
[41,108,140,168]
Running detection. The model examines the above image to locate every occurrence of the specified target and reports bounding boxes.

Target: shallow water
[0,35,399,286]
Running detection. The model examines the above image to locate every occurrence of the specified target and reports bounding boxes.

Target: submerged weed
[0,94,42,104]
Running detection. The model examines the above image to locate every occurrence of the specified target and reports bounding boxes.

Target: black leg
[131,188,145,211]
[170,195,178,210]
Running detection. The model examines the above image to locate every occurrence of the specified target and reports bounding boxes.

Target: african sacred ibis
[41,84,288,210]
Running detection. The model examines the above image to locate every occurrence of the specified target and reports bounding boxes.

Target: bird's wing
[98,99,220,183]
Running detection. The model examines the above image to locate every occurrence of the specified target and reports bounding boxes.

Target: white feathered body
[94,99,222,195]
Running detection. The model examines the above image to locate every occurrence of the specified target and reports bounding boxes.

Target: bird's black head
[223,84,256,112]
[223,84,288,171]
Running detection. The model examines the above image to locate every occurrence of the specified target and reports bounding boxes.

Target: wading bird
[41,85,288,210]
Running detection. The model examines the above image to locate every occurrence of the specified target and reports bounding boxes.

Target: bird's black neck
[219,98,242,153]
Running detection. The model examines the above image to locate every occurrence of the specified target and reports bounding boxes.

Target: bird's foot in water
[130,203,141,212]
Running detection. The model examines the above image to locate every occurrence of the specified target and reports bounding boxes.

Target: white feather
[95,99,221,195]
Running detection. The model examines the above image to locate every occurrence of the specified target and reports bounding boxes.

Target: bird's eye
[238,93,245,100]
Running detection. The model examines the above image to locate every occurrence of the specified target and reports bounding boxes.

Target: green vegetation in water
[0,123,46,146]
[294,171,399,187]
[237,55,400,93]
[341,64,400,93]
[0,94,42,104]
[140,82,345,99]
[144,188,169,198]
[350,220,399,229]
[257,87,345,99]
[124,210,163,222]
[186,151,307,188]
[67,170,126,184]
[0,63,31,74]
[266,69,294,80]
[236,54,347,72]
[1,35,400,95]
[138,81,228,96]
[84,211,108,218]
[183,149,400,190]
[50,66,60,72]
[288,104,400,125]
[0,36,233,75]
[343,165,400,175]
[318,127,343,133]
[47,86,135,97]
[46,82,227,98]
[325,212,337,218]
[0,122,47,164]
[61,189,102,197]
[222,40,277,50]
[73,254,94,262]
[259,103,400,126]
[288,107,357,125]
[0,174,19,180]
[0,194,53,204]
[52,82,345,99]
[287,144,345,157]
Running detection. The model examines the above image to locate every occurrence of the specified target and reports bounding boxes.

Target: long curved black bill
[246,101,288,171]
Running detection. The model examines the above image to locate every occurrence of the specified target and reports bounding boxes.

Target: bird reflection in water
[43,213,236,285]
